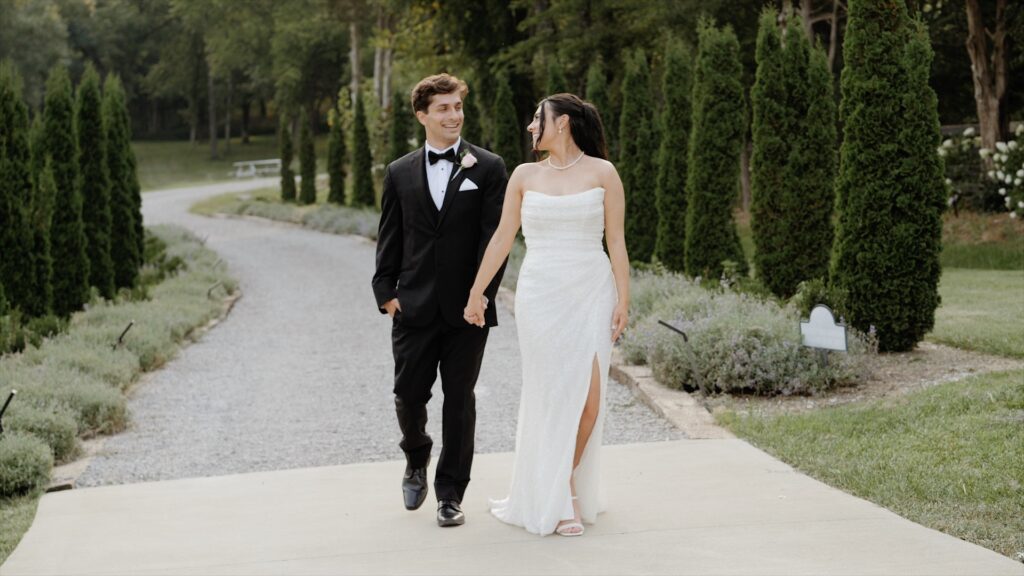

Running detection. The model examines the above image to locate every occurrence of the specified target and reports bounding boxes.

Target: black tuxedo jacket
[372,140,508,328]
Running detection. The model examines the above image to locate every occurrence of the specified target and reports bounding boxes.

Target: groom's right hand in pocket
[383,298,402,318]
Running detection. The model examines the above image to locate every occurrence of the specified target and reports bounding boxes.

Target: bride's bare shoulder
[511,161,544,176]
[585,156,618,176]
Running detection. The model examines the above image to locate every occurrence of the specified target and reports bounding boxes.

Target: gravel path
[77,179,682,487]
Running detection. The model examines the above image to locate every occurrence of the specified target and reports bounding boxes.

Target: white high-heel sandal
[555,496,584,537]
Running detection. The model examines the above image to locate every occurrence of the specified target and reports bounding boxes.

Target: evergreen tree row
[0,62,143,321]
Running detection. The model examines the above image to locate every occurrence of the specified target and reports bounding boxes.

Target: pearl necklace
[547,151,586,171]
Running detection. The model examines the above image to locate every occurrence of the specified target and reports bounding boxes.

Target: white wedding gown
[490,186,617,535]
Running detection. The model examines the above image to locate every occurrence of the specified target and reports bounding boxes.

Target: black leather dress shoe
[437,499,465,527]
[402,466,428,510]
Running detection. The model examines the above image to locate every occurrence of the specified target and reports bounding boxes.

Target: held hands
[611,302,629,343]
[383,298,402,318]
[463,293,490,327]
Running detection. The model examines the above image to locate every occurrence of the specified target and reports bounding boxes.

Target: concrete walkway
[4,440,1020,575]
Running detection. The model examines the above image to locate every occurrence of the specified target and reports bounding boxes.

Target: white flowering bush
[938,126,991,212]
[621,271,876,396]
[979,123,1024,219]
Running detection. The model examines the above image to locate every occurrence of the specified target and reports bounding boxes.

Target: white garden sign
[800,305,848,352]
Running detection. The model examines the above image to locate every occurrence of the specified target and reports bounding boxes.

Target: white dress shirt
[424,138,461,210]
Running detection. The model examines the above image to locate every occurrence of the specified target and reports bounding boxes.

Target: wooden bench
[232,159,282,178]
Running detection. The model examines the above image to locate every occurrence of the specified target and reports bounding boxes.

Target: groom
[372,73,507,527]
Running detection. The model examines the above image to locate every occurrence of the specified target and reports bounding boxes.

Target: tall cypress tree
[298,108,317,205]
[893,20,945,351]
[750,9,794,295]
[491,71,521,172]
[619,49,658,263]
[654,38,693,272]
[461,87,483,146]
[0,62,38,315]
[27,114,53,315]
[387,90,412,162]
[349,92,375,207]
[831,0,944,352]
[684,19,747,279]
[751,12,837,298]
[546,56,568,95]
[327,106,347,205]
[76,64,115,300]
[781,19,836,298]
[30,159,57,313]
[279,115,296,202]
[585,57,613,153]
[43,66,89,317]
[103,74,140,290]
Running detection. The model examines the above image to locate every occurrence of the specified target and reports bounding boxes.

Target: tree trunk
[208,72,218,160]
[224,75,232,154]
[965,0,1008,153]
[241,98,251,144]
[382,48,393,109]
[350,21,361,105]
[800,0,812,38]
[828,0,840,72]
[373,7,383,104]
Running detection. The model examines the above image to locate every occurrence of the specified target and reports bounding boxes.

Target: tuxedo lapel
[436,142,472,228]
[409,150,439,224]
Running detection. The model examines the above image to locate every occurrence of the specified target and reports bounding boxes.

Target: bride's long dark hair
[535,93,609,161]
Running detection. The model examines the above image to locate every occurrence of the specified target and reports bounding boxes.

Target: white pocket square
[458,178,479,191]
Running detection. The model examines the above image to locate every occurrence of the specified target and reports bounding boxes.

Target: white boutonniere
[453,149,477,179]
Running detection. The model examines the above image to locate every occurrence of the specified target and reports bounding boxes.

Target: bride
[463,93,630,536]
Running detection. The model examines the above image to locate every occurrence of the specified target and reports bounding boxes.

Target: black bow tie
[428,148,459,165]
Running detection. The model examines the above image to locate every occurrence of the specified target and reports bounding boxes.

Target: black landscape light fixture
[0,390,16,435]
[657,320,704,392]
[113,320,135,351]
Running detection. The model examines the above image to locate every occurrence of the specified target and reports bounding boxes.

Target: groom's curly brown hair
[410,73,469,113]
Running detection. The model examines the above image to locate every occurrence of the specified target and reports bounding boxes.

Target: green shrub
[6,404,79,463]
[0,433,52,497]
[790,277,850,322]
[621,270,874,395]
[16,372,127,436]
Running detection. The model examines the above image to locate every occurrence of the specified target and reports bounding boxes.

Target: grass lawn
[716,369,1024,560]
[133,135,328,192]
[930,268,1024,358]
[0,495,40,562]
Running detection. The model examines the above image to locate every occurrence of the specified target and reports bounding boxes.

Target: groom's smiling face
[416,92,464,148]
